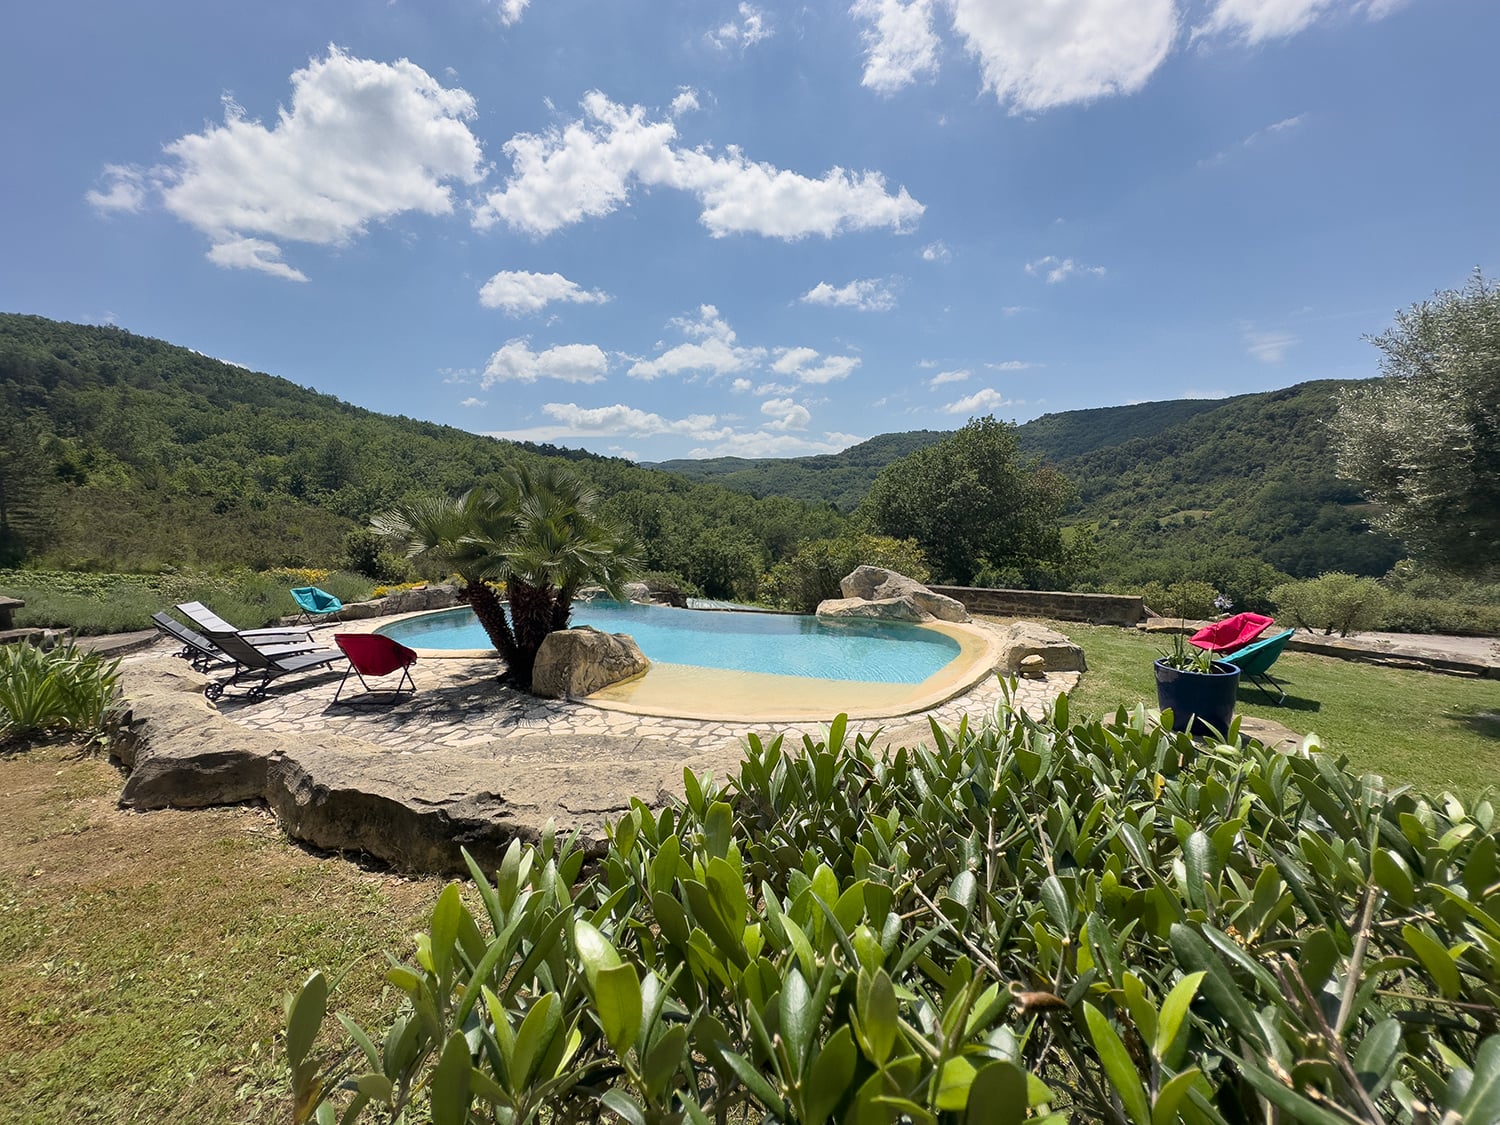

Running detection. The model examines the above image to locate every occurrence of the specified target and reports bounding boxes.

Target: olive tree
[1330,270,1500,576]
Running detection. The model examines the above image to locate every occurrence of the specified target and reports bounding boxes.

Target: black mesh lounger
[201,630,347,701]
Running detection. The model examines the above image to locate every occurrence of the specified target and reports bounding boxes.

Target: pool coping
[365,606,1006,723]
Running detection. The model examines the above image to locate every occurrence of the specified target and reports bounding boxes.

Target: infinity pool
[378,601,963,685]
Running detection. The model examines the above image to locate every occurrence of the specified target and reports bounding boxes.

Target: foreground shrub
[0,640,124,745]
[1138,579,1223,619]
[288,696,1500,1124]
[1273,572,1389,636]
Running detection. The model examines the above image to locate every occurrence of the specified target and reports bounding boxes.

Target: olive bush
[288,696,1500,1125]
[1273,572,1389,636]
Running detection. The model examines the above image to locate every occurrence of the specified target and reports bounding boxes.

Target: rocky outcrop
[839,566,970,623]
[815,596,930,623]
[995,622,1087,674]
[617,580,689,608]
[530,627,649,699]
[114,659,723,873]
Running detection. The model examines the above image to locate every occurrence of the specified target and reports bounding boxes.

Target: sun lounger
[175,601,313,645]
[151,612,315,672]
[201,630,347,701]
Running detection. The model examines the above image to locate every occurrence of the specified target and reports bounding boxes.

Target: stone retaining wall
[930,586,1145,626]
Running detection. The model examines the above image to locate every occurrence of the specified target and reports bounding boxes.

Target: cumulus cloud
[1195,0,1397,45]
[690,430,863,458]
[478,270,611,315]
[1244,328,1298,363]
[671,87,701,116]
[461,397,487,408]
[496,0,530,26]
[628,305,766,380]
[943,387,1013,414]
[708,3,773,49]
[762,397,812,431]
[121,46,486,279]
[731,377,753,392]
[1025,255,1106,283]
[539,402,729,438]
[481,340,609,386]
[852,0,942,94]
[772,346,862,384]
[921,240,952,262]
[474,91,923,239]
[86,164,151,213]
[928,368,970,387]
[800,277,898,311]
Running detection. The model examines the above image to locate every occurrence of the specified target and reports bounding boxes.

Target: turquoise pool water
[378,602,962,684]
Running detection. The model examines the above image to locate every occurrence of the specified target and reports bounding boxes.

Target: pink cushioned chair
[332,633,417,703]
[1190,611,1274,653]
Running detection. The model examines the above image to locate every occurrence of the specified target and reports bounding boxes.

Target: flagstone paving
[130,629,1078,758]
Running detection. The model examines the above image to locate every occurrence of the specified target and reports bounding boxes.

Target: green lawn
[1047,620,1500,798]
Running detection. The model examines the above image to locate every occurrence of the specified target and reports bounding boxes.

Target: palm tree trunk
[467,580,520,671]
[507,580,556,690]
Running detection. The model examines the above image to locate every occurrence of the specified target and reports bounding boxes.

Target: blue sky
[3,0,1494,461]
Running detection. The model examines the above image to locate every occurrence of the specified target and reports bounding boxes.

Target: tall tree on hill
[860,415,1076,586]
[373,463,640,691]
[1330,271,1500,577]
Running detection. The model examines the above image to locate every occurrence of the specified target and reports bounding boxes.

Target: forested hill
[0,314,844,589]
[649,430,947,509]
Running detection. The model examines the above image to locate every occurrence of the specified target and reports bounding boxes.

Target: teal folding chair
[1222,628,1296,704]
[290,586,342,624]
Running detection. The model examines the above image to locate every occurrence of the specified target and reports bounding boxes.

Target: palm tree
[372,463,640,691]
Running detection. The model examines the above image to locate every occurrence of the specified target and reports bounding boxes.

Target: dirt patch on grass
[0,742,446,1124]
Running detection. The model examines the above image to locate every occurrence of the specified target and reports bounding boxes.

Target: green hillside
[649,430,947,510]
[0,314,843,597]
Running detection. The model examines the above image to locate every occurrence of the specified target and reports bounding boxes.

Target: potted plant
[1154,631,1241,737]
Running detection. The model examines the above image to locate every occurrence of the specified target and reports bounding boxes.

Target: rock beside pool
[532,626,650,699]
[996,622,1087,675]
[839,566,971,623]
[816,596,930,622]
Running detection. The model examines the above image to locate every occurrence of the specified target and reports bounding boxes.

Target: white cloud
[205,237,309,282]
[731,377,753,392]
[1025,255,1106,283]
[689,431,863,458]
[481,340,609,386]
[478,270,610,315]
[1200,113,1307,166]
[950,0,1177,113]
[988,359,1040,370]
[86,164,150,213]
[541,402,730,439]
[921,240,952,262]
[475,91,923,239]
[852,0,942,94]
[1244,328,1298,363]
[761,397,812,431]
[800,277,898,311]
[628,304,766,380]
[461,397,487,408]
[1001,305,1029,316]
[943,387,1013,414]
[928,368,970,386]
[1195,0,1399,45]
[708,3,773,49]
[497,0,530,26]
[772,346,862,384]
[134,46,485,280]
[671,87,701,116]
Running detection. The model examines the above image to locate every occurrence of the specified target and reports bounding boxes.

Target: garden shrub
[0,640,124,745]
[1273,572,1389,636]
[1137,579,1222,619]
[288,695,1500,1124]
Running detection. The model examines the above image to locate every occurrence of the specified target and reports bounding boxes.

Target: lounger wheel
[204,682,225,701]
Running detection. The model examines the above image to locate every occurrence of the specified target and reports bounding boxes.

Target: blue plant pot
[1153,659,1241,737]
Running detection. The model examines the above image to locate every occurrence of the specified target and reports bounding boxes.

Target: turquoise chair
[289,586,342,624]
[1222,628,1296,704]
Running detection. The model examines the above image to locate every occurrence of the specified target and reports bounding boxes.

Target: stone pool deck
[115,619,1077,873]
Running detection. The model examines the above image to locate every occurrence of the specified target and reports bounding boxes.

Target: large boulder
[840,566,970,623]
[996,621,1087,674]
[531,627,649,699]
[816,596,930,623]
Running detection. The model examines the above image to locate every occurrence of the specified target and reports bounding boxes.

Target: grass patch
[0,745,443,1124]
[1050,620,1500,797]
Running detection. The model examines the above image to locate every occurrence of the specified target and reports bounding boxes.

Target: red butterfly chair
[1190,611,1275,653]
[332,633,417,703]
